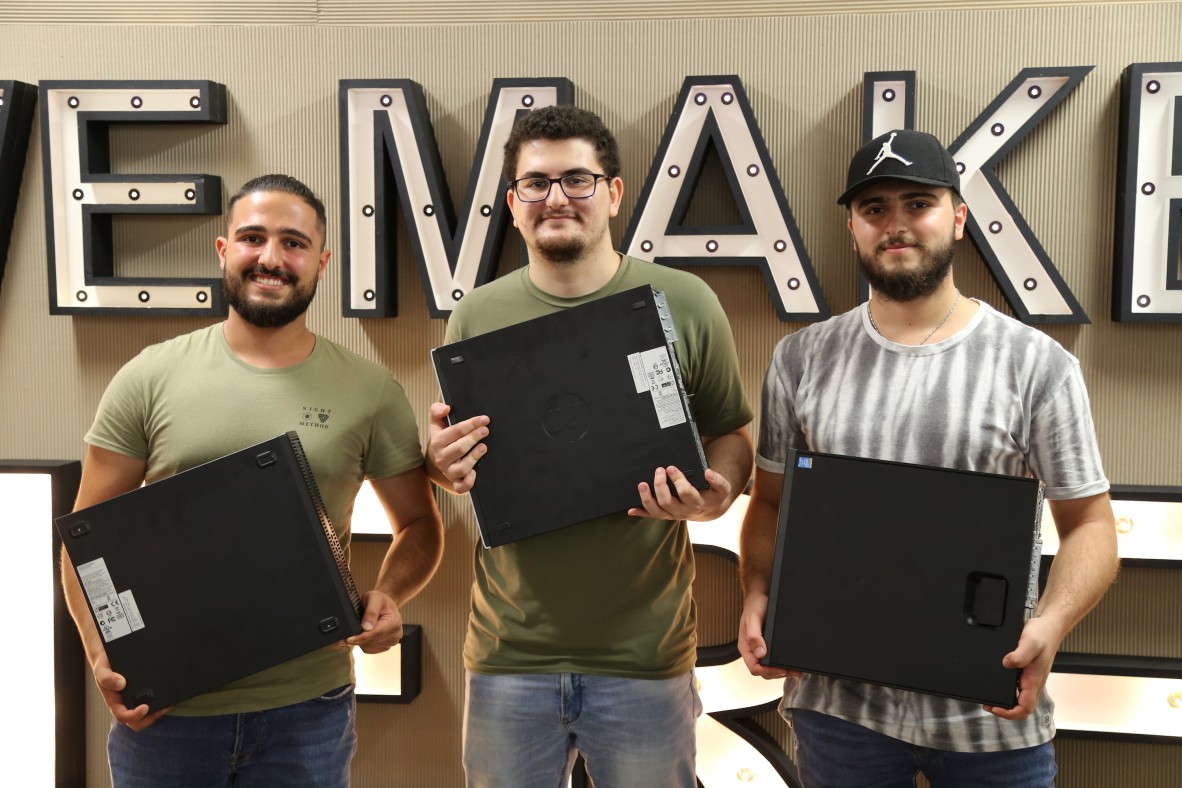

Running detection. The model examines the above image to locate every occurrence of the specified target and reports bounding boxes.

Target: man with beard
[61,174,444,787]
[426,105,753,787]
[738,130,1117,785]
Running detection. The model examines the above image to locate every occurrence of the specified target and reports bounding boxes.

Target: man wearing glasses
[427,105,753,787]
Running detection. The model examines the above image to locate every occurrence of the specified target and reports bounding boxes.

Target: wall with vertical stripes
[2,3,1179,785]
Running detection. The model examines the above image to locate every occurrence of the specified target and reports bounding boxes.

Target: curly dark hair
[502,105,621,184]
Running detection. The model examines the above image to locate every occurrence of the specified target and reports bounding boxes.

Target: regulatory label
[627,352,648,393]
[119,590,146,632]
[77,558,141,642]
[627,346,687,429]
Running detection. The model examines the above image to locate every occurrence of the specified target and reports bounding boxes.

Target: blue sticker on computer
[797,456,813,469]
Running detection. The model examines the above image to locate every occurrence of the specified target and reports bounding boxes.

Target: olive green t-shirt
[448,255,753,678]
[85,324,423,715]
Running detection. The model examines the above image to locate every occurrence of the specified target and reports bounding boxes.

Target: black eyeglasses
[510,173,607,202]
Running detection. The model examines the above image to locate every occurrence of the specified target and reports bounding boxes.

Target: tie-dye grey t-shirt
[756,300,1108,752]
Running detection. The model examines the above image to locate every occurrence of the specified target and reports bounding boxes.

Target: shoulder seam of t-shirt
[1028,356,1083,423]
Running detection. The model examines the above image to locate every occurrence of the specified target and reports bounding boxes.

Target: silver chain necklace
[867,291,961,345]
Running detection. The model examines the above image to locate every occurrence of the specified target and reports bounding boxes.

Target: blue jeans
[791,709,1056,788]
[463,671,701,788]
[107,684,357,788]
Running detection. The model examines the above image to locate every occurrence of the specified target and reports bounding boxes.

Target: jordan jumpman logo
[866,132,913,174]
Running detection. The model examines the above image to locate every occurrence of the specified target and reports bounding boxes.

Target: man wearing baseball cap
[738,130,1118,784]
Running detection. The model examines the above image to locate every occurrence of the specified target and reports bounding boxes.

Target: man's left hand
[346,590,405,654]
[983,615,1064,721]
[628,466,732,522]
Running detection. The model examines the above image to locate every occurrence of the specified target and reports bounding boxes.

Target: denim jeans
[791,709,1057,788]
[107,684,357,788]
[463,671,701,788]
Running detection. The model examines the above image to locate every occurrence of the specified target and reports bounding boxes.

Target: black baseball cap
[837,130,961,206]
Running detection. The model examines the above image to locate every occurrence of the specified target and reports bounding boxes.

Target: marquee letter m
[339,78,572,318]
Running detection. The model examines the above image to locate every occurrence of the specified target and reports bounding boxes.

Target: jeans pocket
[689,671,704,718]
[316,683,355,703]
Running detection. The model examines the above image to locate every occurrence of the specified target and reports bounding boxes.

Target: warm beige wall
[3,3,1180,786]
[0,0,1170,24]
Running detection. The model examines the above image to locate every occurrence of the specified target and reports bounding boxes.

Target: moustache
[244,265,298,285]
[536,211,579,224]
[877,235,920,252]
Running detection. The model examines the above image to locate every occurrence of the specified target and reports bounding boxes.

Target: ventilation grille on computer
[287,431,363,615]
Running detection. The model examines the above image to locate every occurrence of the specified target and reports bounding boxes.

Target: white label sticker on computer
[627,352,648,393]
[632,346,687,429]
[119,590,146,632]
[77,558,134,642]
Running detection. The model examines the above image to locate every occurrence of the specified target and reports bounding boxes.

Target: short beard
[223,266,317,328]
[857,235,955,302]
[531,212,586,264]
[535,235,586,264]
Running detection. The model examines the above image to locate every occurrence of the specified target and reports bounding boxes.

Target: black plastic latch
[964,572,1008,628]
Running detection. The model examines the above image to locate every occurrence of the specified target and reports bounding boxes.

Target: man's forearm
[367,468,446,605]
[1037,494,1119,636]
[739,467,784,597]
[739,502,778,597]
[60,547,106,670]
[372,513,445,606]
[703,426,753,509]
